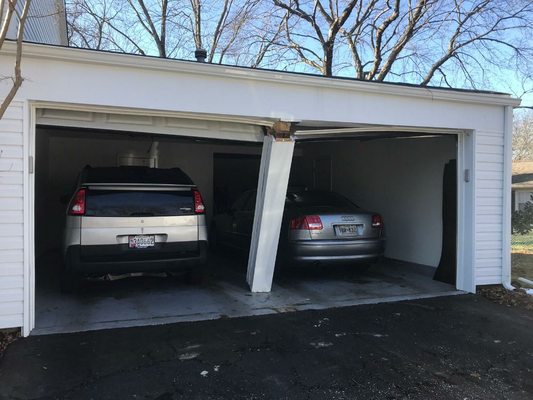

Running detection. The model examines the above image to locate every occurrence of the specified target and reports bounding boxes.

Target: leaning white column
[247,133,295,292]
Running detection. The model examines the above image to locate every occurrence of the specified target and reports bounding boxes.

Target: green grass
[512,233,533,283]
[511,232,533,253]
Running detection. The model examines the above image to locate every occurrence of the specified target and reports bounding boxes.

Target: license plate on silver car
[128,235,155,249]
[335,224,363,237]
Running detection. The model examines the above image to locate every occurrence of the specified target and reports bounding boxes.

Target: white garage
[0,41,520,336]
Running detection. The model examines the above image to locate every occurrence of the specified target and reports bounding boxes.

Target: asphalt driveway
[1,294,532,399]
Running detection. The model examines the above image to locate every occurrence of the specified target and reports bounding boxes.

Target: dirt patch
[0,329,20,359]
[478,285,533,311]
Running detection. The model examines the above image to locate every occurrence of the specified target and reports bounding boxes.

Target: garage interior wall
[296,135,457,267]
[35,127,262,257]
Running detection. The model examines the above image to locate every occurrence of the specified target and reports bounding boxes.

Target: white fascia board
[1,41,522,108]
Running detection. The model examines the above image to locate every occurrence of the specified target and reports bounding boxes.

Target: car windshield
[286,191,357,208]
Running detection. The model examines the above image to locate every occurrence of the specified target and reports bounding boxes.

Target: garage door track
[1,294,532,399]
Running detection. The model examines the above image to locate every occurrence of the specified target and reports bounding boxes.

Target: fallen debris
[478,285,533,310]
[0,329,19,359]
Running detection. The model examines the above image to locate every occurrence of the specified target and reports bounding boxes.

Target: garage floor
[34,252,461,335]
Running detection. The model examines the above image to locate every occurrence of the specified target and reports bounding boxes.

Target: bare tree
[513,111,533,161]
[66,0,283,67]
[0,0,31,119]
[271,0,533,89]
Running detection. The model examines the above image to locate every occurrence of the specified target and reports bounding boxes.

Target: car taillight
[289,215,323,230]
[68,188,86,216]
[192,188,205,214]
[372,214,383,228]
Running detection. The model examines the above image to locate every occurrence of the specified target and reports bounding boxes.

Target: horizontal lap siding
[475,130,504,285]
[0,102,24,329]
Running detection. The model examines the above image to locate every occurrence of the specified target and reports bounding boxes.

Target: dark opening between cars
[84,189,195,217]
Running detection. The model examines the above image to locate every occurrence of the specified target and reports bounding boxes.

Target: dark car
[61,166,208,291]
[211,189,385,267]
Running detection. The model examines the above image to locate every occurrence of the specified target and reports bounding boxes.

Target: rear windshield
[286,192,357,208]
[85,189,194,217]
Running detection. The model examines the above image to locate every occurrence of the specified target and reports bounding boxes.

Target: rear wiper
[129,212,155,217]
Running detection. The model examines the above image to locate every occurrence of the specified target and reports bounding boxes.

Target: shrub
[512,199,533,235]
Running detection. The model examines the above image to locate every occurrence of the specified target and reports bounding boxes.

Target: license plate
[128,235,155,249]
[335,224,363,237]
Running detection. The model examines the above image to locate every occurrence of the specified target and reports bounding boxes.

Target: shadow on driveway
[1,295,532,399]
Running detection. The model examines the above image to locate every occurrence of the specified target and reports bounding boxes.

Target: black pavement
[0,294,532,399]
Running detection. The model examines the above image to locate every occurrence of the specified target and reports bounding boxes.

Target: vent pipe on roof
[195,49,207,62]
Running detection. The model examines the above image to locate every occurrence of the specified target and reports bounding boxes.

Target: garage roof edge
[3,41,522,108]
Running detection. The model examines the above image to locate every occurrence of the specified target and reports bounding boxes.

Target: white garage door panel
[475,130,505,285]
[0,102,25,331]
[36,108,266,143]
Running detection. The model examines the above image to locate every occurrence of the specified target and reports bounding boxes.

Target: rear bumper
[65,241,207,275]
[283,238,385,264]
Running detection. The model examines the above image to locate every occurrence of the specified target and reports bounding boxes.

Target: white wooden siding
[0,101,24,329]
[475,130,505,285]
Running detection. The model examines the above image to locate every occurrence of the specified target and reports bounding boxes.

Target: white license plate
[128,235,155,249]
[335,224,363,237]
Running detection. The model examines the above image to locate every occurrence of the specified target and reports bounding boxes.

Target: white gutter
[0,41,522,108]
[502,105,515,291]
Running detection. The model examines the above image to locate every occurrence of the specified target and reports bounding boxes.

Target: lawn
[511,233,533,283]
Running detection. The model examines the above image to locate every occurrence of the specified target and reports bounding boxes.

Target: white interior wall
[35,127,261,257]
[297,135,457,267]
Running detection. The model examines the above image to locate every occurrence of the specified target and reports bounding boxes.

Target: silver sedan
[211,190,385,267]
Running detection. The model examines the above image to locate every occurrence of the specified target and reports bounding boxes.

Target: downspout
[502,105,515,291]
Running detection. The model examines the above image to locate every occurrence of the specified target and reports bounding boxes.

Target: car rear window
[85,189,194,217]
[286,192,357,208]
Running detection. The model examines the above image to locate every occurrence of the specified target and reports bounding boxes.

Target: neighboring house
[5,0,67,46]
[512,161,533,211]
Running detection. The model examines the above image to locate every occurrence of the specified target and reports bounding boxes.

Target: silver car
[212,190,385,267]
[61,166,208,291]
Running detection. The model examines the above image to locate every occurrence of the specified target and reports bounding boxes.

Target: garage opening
[276,131,459,299]
[34,124,263,333]
[31,109,464,335]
